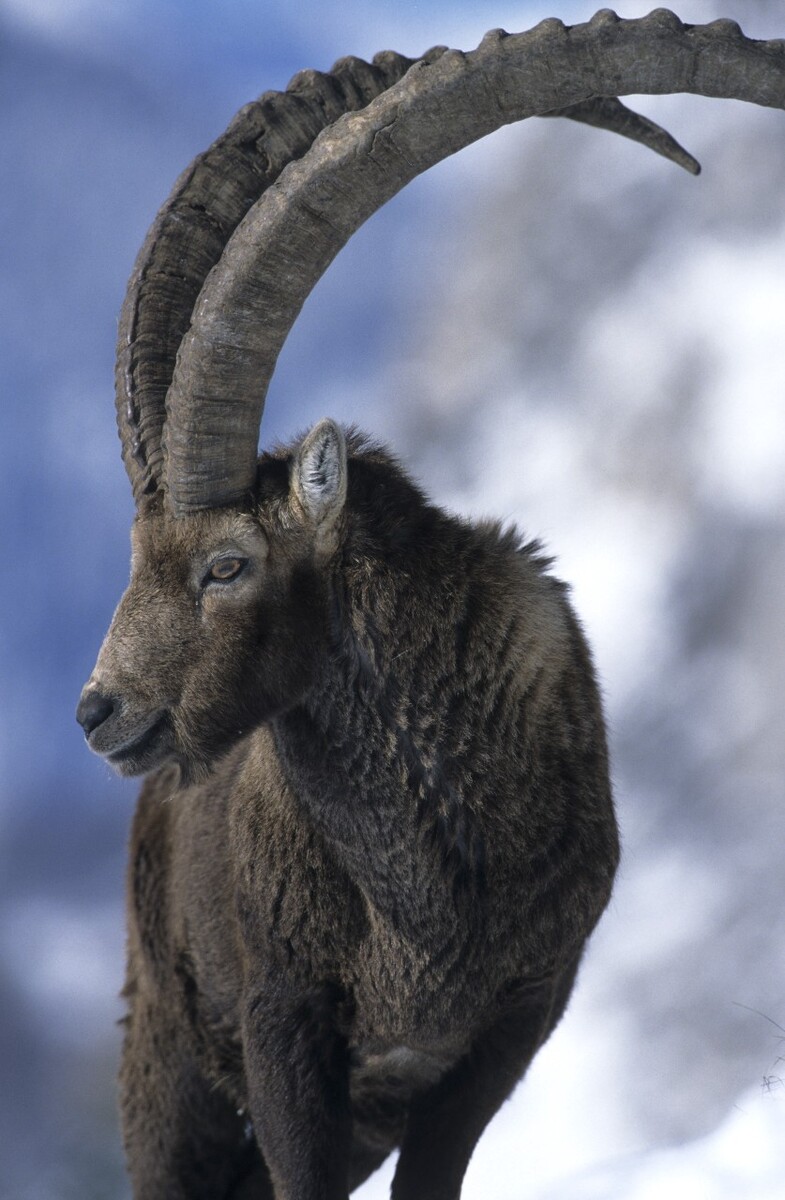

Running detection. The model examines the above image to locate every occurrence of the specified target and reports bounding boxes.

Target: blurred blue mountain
[2,2,784,1198]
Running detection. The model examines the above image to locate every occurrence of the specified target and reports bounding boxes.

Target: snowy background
[1,0,784,1197]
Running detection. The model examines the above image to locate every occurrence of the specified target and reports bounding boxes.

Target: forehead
[131,507,262,559]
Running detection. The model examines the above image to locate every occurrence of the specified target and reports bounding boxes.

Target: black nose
[76,690,115,737]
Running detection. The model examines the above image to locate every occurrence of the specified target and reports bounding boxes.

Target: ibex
[76,11,785,1199]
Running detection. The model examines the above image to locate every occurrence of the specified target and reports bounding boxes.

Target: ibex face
[77,421,347,778]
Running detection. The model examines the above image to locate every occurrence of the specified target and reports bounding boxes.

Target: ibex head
[78,420,347,778]
[77,11,785,777]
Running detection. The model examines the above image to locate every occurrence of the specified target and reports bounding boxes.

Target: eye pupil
[209,558,244,582]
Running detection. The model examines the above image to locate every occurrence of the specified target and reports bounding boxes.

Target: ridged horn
[117,35,698,505]
[158,9,785,513]
[115,47,446,501]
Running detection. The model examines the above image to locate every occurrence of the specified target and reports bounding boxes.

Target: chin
[109,743,177,779]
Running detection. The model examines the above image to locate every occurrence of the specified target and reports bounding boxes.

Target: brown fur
[79,428,618,1198]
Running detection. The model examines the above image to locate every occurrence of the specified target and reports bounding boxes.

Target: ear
[291,419,347,533]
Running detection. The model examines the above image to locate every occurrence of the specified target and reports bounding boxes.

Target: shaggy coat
[109,431,618,1199]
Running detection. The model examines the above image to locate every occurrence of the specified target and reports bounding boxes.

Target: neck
[272,548,484,938]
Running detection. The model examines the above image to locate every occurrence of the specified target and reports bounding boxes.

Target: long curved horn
[118,35,697,503]
[116,47,444,500]
[161,9,785,513]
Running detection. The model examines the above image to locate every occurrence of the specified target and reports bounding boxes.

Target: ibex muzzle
[78,11,785,1200]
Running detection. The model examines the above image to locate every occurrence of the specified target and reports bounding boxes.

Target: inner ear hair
[292,419,347,532]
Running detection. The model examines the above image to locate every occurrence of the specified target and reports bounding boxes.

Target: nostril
[76,690,115,737]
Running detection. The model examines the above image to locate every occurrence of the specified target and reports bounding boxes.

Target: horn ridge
[116,50,423,501]
[163,11,785,514]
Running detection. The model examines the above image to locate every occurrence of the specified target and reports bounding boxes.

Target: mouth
[102,712,172,776]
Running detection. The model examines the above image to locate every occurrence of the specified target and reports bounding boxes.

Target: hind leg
[348,1142,393,1195]
[347,1096,406,1194]
[391,960,580,1200]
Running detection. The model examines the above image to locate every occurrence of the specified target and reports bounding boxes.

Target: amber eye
[207,557,246,583]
